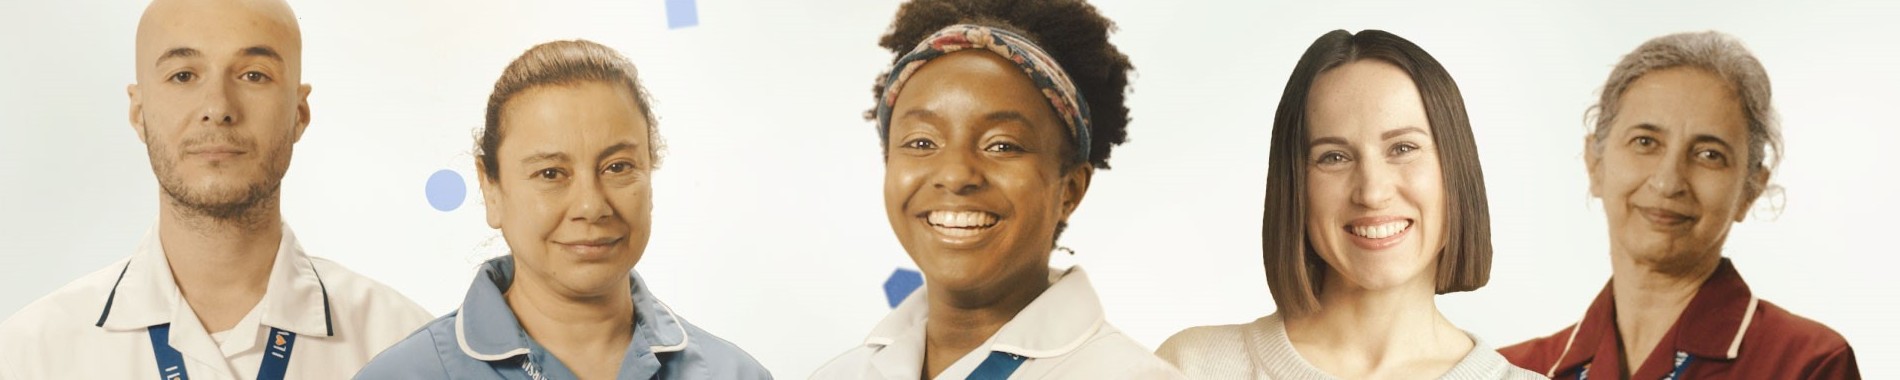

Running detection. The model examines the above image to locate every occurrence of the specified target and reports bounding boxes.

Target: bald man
[0,0,431,378]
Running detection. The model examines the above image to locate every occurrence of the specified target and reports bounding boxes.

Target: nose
[930,147,987,196]
[1351,160,1397,210]
[1647,153,1689,198]
[569,173,616,223]
[199,77,240,127]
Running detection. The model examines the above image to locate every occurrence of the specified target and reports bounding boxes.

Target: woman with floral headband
[809,0,1181,378]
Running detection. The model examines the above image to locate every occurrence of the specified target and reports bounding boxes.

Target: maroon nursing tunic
[1499,259,1859,379]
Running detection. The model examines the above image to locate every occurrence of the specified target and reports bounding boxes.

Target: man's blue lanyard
[966,351,1026,380]
[1576,351,1693,380]
[147,323,298,380]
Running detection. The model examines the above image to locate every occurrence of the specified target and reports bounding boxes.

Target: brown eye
[901,138,937,150]
[1316,151,1349,165]
[604,162,634,174]
[1696,149,1728,165]
[1389,142,1419,156]
[984,142,1024,153]
[1629,136,1660,153]
[535,168,566,181]
[240,71,270,82]
[169,71,196,83]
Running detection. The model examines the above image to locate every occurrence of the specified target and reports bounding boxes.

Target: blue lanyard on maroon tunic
[147,323,298,380]
[965,351,1027,380]
[1576,351,1693,380]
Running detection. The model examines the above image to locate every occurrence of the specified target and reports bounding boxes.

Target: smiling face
[1589,68,1765,275]
[130,0,310,220]
[883,50,1090,299]
[480,81,654,298]
[1303,60,1449,292]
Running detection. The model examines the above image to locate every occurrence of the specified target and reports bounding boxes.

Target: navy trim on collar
[93,260,134,327]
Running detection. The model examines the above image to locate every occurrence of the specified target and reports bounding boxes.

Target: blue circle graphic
[425,169,466,212]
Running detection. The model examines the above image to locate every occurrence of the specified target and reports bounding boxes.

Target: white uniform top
[811,266,1186,379]
[0,224,434,379]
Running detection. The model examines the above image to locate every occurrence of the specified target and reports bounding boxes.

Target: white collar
[863,266,1107,364]
[93,223,335,337]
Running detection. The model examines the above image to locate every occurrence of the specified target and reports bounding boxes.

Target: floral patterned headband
[875,24,1093,162]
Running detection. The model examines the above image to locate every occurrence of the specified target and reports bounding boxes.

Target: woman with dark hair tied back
[809,0,1184,378]
[354,39,770,379]
[1155,30,1542,379]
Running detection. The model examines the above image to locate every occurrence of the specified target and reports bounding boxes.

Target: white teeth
[1350,220,1411,239]
[927,211,998,228]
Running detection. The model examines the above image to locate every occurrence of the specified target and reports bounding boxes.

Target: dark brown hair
[1262,30,1492,317]
[871,0,1133,170]
[477,39,664,182]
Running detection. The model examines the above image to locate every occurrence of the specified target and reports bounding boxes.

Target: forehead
[496,82,649,154]
[1305,60,1428,136]
[135,0,301,65]
[891,51,1060,126]
[1614,68,1747,136]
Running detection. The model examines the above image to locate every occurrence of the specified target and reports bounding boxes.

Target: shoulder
[809,344,877,379]
[0,258,132,348]
[1747,300,1858,374]
[1463,338,1552,380]
[303,256,434,328]
[1154,318,1271,378]
[0,258,131,368]
[1155,321,1253,362]
[1496,323,1577,373]
[354,313,460,379]
[1040,323,1185,379]
[671,320,772,379]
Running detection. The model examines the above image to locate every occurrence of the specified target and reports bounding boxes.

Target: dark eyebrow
[240,46,283,62]
[1309,136,1348,148]
[1627,123,1664,135]
[155,47,200,66]
[981,110,1033,126]
[596,141,641,163]
[900,109,940,123]
[1690,134,1734,151]
[1381,126,1428,141]
[520,152,569,166]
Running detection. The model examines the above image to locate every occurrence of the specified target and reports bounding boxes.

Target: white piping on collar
[1546,317,1585,378]
[648,298,691,353]
[987,315,1103,358]
[456,305,530,361]
[1726,296,1759,359]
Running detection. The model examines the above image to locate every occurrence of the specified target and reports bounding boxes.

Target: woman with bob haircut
[1499,31,1859,380]
[1156,29,1541,379]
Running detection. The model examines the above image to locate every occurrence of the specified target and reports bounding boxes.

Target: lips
[555,236,624,258]
[1344,216,1413,250]
[1636,206,1695,227]
[921,210,999,239]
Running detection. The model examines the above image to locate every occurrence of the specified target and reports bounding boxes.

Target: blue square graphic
[665,0,699,29]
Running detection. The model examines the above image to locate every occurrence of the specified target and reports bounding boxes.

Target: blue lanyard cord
[966,351,1027,380]
[1575,351,1693,380]
[147,324,298,380]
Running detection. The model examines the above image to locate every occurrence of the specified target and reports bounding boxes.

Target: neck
[1608,250,1719,373]
[506,268,636,372]
[921,268,1051,379]
[157,200,283,333]
[1283,273,1470,378]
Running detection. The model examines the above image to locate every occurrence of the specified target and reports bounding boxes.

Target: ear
[1058,164,1094,223]
[292,83,312,143]
[1583,134,1602,198]
[127,84,147,142]
[477,160,505,229]
[1734,167,1771,222]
